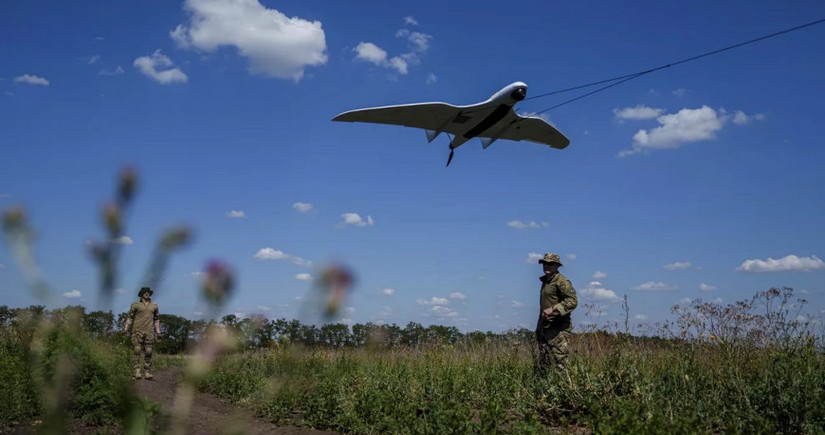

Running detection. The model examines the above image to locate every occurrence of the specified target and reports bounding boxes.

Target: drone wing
[332,102,465,133]
[497,115,570,149]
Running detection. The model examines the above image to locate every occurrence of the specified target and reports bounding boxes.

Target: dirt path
[134,367,337,435]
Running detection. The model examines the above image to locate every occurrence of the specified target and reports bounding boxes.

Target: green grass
[199,339,825,434]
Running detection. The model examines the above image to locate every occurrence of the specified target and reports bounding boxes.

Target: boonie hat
[538,253,563,266]
[138,286,153,297]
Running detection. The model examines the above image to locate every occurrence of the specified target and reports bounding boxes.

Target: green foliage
[0,342,39,424]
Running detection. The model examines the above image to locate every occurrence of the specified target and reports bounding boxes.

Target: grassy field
[197,336,825,434]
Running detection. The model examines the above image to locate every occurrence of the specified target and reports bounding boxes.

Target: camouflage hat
[138,286,153,297]
[538,253,563,266]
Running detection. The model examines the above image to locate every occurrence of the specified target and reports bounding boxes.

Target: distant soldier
[123,286,161,380]
[535,253,578,373]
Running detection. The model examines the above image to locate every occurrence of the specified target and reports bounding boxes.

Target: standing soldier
[535,253,578,373]
[123,286,161,380]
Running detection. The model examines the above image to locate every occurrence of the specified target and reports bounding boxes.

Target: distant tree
[83,310,115,339]
[157,313,191,354]
[319,323,351,348]
[401,322,426,347]
[351,323,368,347]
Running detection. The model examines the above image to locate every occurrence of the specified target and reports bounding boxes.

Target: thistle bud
[2,207,27,234]
[202,259,234,307]
[160,226,192,251]
[117,167,138,206]
[102,203,122,238]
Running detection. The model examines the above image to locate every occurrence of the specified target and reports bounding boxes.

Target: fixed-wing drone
[332,81,570,166]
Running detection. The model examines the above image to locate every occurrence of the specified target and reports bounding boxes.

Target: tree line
[0,305,533,354]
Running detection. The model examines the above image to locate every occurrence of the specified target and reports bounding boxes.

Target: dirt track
[134,367,337,435]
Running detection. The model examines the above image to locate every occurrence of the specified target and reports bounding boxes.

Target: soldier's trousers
[536,328,571,374]
[131,331,155,374]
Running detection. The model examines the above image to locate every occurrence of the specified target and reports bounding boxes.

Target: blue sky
[2,0,824,333]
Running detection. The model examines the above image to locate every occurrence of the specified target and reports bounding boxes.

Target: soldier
[123,286,162,380]
[535,253,578,373]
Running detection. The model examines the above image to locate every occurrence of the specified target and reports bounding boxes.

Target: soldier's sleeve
[127,302,137,320]
[553,278,578,315]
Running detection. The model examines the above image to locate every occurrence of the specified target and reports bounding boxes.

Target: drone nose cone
[511,87,526,101]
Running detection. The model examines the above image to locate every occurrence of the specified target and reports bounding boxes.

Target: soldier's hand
[542,308,559,321]
[121,330,128,336]
[155,334,162,341]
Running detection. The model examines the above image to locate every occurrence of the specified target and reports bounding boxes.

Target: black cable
[524,17,825,114]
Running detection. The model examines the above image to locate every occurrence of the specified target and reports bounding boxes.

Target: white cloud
[431,305,458,317]
[699,282,717,291]
[663,261,692,270]
[227,210,246,218]
[426,73,437,84]
[736,255,825,273]
[87,55,101,65]
[613,105,664,121]
[526,252,543,264]
[14,74,49,86]
[403,16,418,26]
[191,271,206,279]
[353,24,432,77]
[382,287,395,296]
[295,273,313,281]
[593,271,607,280]
[339,212,373,227]
[672,88,687,97]
[292,202,313,212]
[507,220,548,229]
[633,281,677,291]
[566,254,577,261]
[634,314,648,320]
[449,292,466,300]
[112,236,133,245]
[732,110,765,125]
[340,318,353,325]
[253,247,312,267]
[257,305,271,311]
[63,289,82,299]
[511,300,524,308]
[98,66,124,76]
[417,297,448,306]
[582,280,620,302]
[618,106,724,157]
[171,0,327,81]
[133,50,188,84]
[679,297,693,305]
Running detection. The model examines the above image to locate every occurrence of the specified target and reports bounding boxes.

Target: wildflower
[160,226,192,251]
[117,166,137,205]
[102,203,122,238]
[202,259,234,307]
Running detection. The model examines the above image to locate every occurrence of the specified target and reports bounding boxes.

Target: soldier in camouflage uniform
[535,253,578,373]
[123,287,161,380]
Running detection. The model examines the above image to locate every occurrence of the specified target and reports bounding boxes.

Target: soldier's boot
[133,369,142,380]
[143,372,154,380]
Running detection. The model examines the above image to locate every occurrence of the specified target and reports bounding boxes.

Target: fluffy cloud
[736,255,825,273]
[511,300,524,308]
[99,66,125,76]
[699,282,717,291]
[339,212,373,227]
[112,236,133,245]
[431,305,458,317]
[133,50,187,84]
[417,297,448,306]
[633,281,677,291]
[507,220,548,229]
[382,287,395,296]
[14,74,50,86]
[292,202,313,212]
[525,252,543,264]
[449,292,466,300]
[613,105,664,121]
[171,0,327,80]
[581,281,620,302]
[253,247,312,266]
[618,106,724,157]
[403,16,418,26]
[63,289,82,299]
[732,110,765,125]
[227,210,246,218]
[593,271,608,280]
[353,20,432,76]
[256,305,271,311]
[663,261,692,270]
[426,73,437,84]
[295,273,313,281]
[634,314,648,320]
